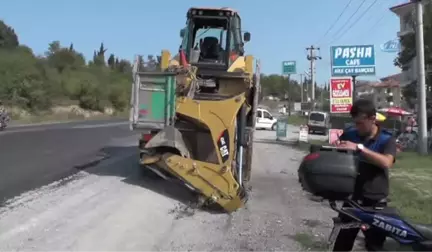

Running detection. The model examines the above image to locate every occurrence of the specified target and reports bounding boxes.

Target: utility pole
[306,46,322,102]
[320,82,324,110]
[304,70,311,102]
[414,0,428,154]
[352,75,357,101]
[300,73,304,102]
[287,75,291,116]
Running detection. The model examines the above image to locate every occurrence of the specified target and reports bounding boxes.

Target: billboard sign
[380,39,400,53]
[282,61,296,75]
[330,78,353,113]
[330,45,375,76]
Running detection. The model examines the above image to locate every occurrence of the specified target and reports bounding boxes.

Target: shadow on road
[81,145,226,215]
[84,146,197,204]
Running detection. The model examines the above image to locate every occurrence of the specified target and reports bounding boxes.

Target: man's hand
[337,140,357,151]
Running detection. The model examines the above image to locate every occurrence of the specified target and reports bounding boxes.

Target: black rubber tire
[271,123,276,131]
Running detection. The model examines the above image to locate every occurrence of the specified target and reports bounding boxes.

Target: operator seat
[200,36,220,60]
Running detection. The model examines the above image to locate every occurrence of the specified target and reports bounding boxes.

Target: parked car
[256,108,278,130]
[307,111,331,135]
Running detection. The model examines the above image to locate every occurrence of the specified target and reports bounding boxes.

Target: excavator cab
[180,7,251,71]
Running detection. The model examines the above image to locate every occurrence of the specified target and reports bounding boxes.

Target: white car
[256,108,278,130]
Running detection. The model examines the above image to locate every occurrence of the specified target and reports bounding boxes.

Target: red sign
[330,78,353,113]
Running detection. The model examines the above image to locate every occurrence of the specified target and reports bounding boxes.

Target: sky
[1,0,409,85]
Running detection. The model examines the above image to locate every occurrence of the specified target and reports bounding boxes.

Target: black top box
[298,146,358,200]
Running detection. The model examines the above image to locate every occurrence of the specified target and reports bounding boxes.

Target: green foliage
[0,20,132,113]
[260,74,329,104]
[394,4,432,107]
[0,20,19,48]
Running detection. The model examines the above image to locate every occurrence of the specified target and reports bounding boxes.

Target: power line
[353,0,396,41]
[327,0,379,45]
[354,14,386,40]
[315,0,354,45]
[325,0,367,45]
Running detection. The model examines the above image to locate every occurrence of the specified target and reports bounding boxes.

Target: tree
[394,3,432,108]
[259,74,327,103]
[92,43,107,66]
[45,41,86,73]
[0,20,133,116]
[0,20,19,48]
[107,54,115,69]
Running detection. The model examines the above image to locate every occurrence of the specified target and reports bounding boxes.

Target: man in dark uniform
[333,99,397,251]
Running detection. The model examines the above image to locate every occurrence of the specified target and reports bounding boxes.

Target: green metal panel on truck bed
[132,72,176,130]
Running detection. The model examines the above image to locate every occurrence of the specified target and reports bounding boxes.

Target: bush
[0,20,132,115]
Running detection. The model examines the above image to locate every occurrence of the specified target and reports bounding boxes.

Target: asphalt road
[0,119,135,203]
[0,121,346,251]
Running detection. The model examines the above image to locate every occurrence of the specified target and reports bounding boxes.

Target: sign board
[294,102,301,112]
[299,125,308,142]
[330,45,375,76]
[276,120,287,139]
[330,78,353,113]
[282,61,296,75]
[328,129,344,144]
[380,39,400,53]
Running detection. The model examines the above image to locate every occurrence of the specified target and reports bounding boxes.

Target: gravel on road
[0,130,336,251]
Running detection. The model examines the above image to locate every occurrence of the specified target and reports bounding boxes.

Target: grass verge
[286,115,307,126]
[389,152,432,224]
[290,232,327,251]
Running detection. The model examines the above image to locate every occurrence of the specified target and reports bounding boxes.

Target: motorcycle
[327,198,432,251]
[0,113,10,131]
[298,145,432,251]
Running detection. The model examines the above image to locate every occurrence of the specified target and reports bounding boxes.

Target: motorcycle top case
[299,148,358,200]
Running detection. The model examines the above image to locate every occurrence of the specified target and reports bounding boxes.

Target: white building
[390,0,431,86]
[390,1,417,86]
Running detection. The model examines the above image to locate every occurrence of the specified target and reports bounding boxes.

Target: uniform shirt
[339,127,397,201]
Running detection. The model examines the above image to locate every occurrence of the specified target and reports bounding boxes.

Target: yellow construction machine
[129,7,260,212]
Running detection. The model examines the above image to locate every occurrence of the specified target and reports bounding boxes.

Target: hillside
[0,20,132,121]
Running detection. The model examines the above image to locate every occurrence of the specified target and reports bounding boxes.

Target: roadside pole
[351,75,357,102]
[287,74,291,116]
[282,61,297,116]
[300,74,304,103]
[414,0,428,154]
